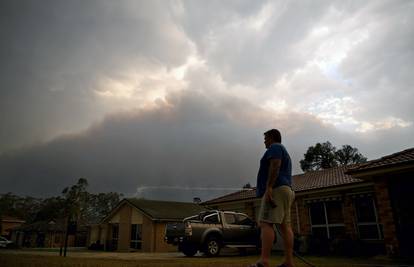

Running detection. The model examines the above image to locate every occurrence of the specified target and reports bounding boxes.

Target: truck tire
[181,246,198,257]
[204,236,221,257]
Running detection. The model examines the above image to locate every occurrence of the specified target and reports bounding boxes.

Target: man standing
[250,129,295,267]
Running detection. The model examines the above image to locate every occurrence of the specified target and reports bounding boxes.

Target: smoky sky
[1,0,413,201]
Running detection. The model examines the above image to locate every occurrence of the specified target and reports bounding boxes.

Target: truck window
[236,214,253,226]
[204,213,219,224]
[224,213,237,225]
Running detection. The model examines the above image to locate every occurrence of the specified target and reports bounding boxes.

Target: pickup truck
[165,210,260,257]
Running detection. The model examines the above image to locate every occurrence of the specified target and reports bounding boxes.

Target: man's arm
[265,159,281,205]
[267,158,281,188]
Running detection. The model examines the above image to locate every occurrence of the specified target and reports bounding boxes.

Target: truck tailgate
[165,222,185,243]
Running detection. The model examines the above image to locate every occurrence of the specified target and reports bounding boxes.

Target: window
[111,224,119,250]
[203,213,220,224]
[309,201,345,239]
[354,196,383,240]
[130,224,142,249]
[236,214,253,226]
[224,213,237,225]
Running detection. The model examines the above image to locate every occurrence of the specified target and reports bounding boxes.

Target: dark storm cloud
[0,89,348,201]
[0,0,191,152]
[1,0,413,201]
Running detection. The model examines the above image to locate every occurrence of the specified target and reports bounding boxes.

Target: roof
[1,216,25,223]
[346,147,414,175]
[293,165,363,191]
[203,165,364,205]
[124,198,208,221]
[13,219,88,232]
[14,220,65,232]
[202,189,257,205]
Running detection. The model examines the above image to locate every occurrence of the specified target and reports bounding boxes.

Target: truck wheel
[204,236,221,257]
[182,246,198,257]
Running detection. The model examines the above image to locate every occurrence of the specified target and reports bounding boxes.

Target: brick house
[0,216,25,239]
[11,219,87,248]
[203,148,414,257]
[88,198,207,252]
[346,148,414,257]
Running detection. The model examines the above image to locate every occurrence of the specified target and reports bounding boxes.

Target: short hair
[264,129,282,143]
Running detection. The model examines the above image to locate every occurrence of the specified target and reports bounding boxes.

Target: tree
[0,193,41,223]
[33,197,66,222]
[335,145,367,166]
[300,142,338,171]
[300,142,367,172]
[82,192,122,223]
[62,178,89,221]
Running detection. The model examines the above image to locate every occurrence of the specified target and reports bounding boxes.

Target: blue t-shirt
[256,143,292,197]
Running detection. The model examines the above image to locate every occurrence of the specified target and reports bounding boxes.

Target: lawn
[0,249,411,267]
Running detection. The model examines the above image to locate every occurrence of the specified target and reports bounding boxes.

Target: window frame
[130,224,142,249]
[354,196,383,240]
[111,223,119,250]
[203,213,221,224]
[223,212,237,225]
[309,200,345,239]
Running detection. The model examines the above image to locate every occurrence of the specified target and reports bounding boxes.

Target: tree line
[0,178,122,233]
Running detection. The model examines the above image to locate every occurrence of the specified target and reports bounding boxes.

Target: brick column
[142,216,154,252]
[296,197,311,235]
[374,177,399,256]
[343,195,357,239]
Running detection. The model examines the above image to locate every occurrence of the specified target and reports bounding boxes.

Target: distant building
[203,148,414,257]
[1,216,25,238]
[88,198,207,252]
[11,219,88,248]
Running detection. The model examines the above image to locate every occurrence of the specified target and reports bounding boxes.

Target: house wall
[142,215,154,252]
[374,176,399,255]
[88,225,101,246]
[154,222,177,252]
[131,209,144,224]
[44,232,60,248]
[118,204,132,252]
[1,220,25,237]
[343,195,358,239]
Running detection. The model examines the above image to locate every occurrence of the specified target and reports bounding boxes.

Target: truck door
[235,214,258,244]
[222,212,244,244]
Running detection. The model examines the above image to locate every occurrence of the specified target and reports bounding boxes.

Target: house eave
[203,181,374,206]
[346,162,414,179]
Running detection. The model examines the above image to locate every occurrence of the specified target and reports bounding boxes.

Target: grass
[0,249,412,267]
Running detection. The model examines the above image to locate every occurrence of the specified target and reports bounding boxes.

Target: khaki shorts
[258,185,295,225]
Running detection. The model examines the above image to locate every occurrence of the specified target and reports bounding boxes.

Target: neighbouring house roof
[14,220,66,232]
[110,198,209,222]
[203,165,364,205]
[346,147,414,175]
[1,216,25,223]
[13,219,88,232]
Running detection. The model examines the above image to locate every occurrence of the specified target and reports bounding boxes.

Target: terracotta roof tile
[202,188,257,205]
[203,165,363,204]
[347,147,414,174]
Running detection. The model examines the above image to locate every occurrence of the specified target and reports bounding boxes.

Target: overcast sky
[1,0,413,202]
